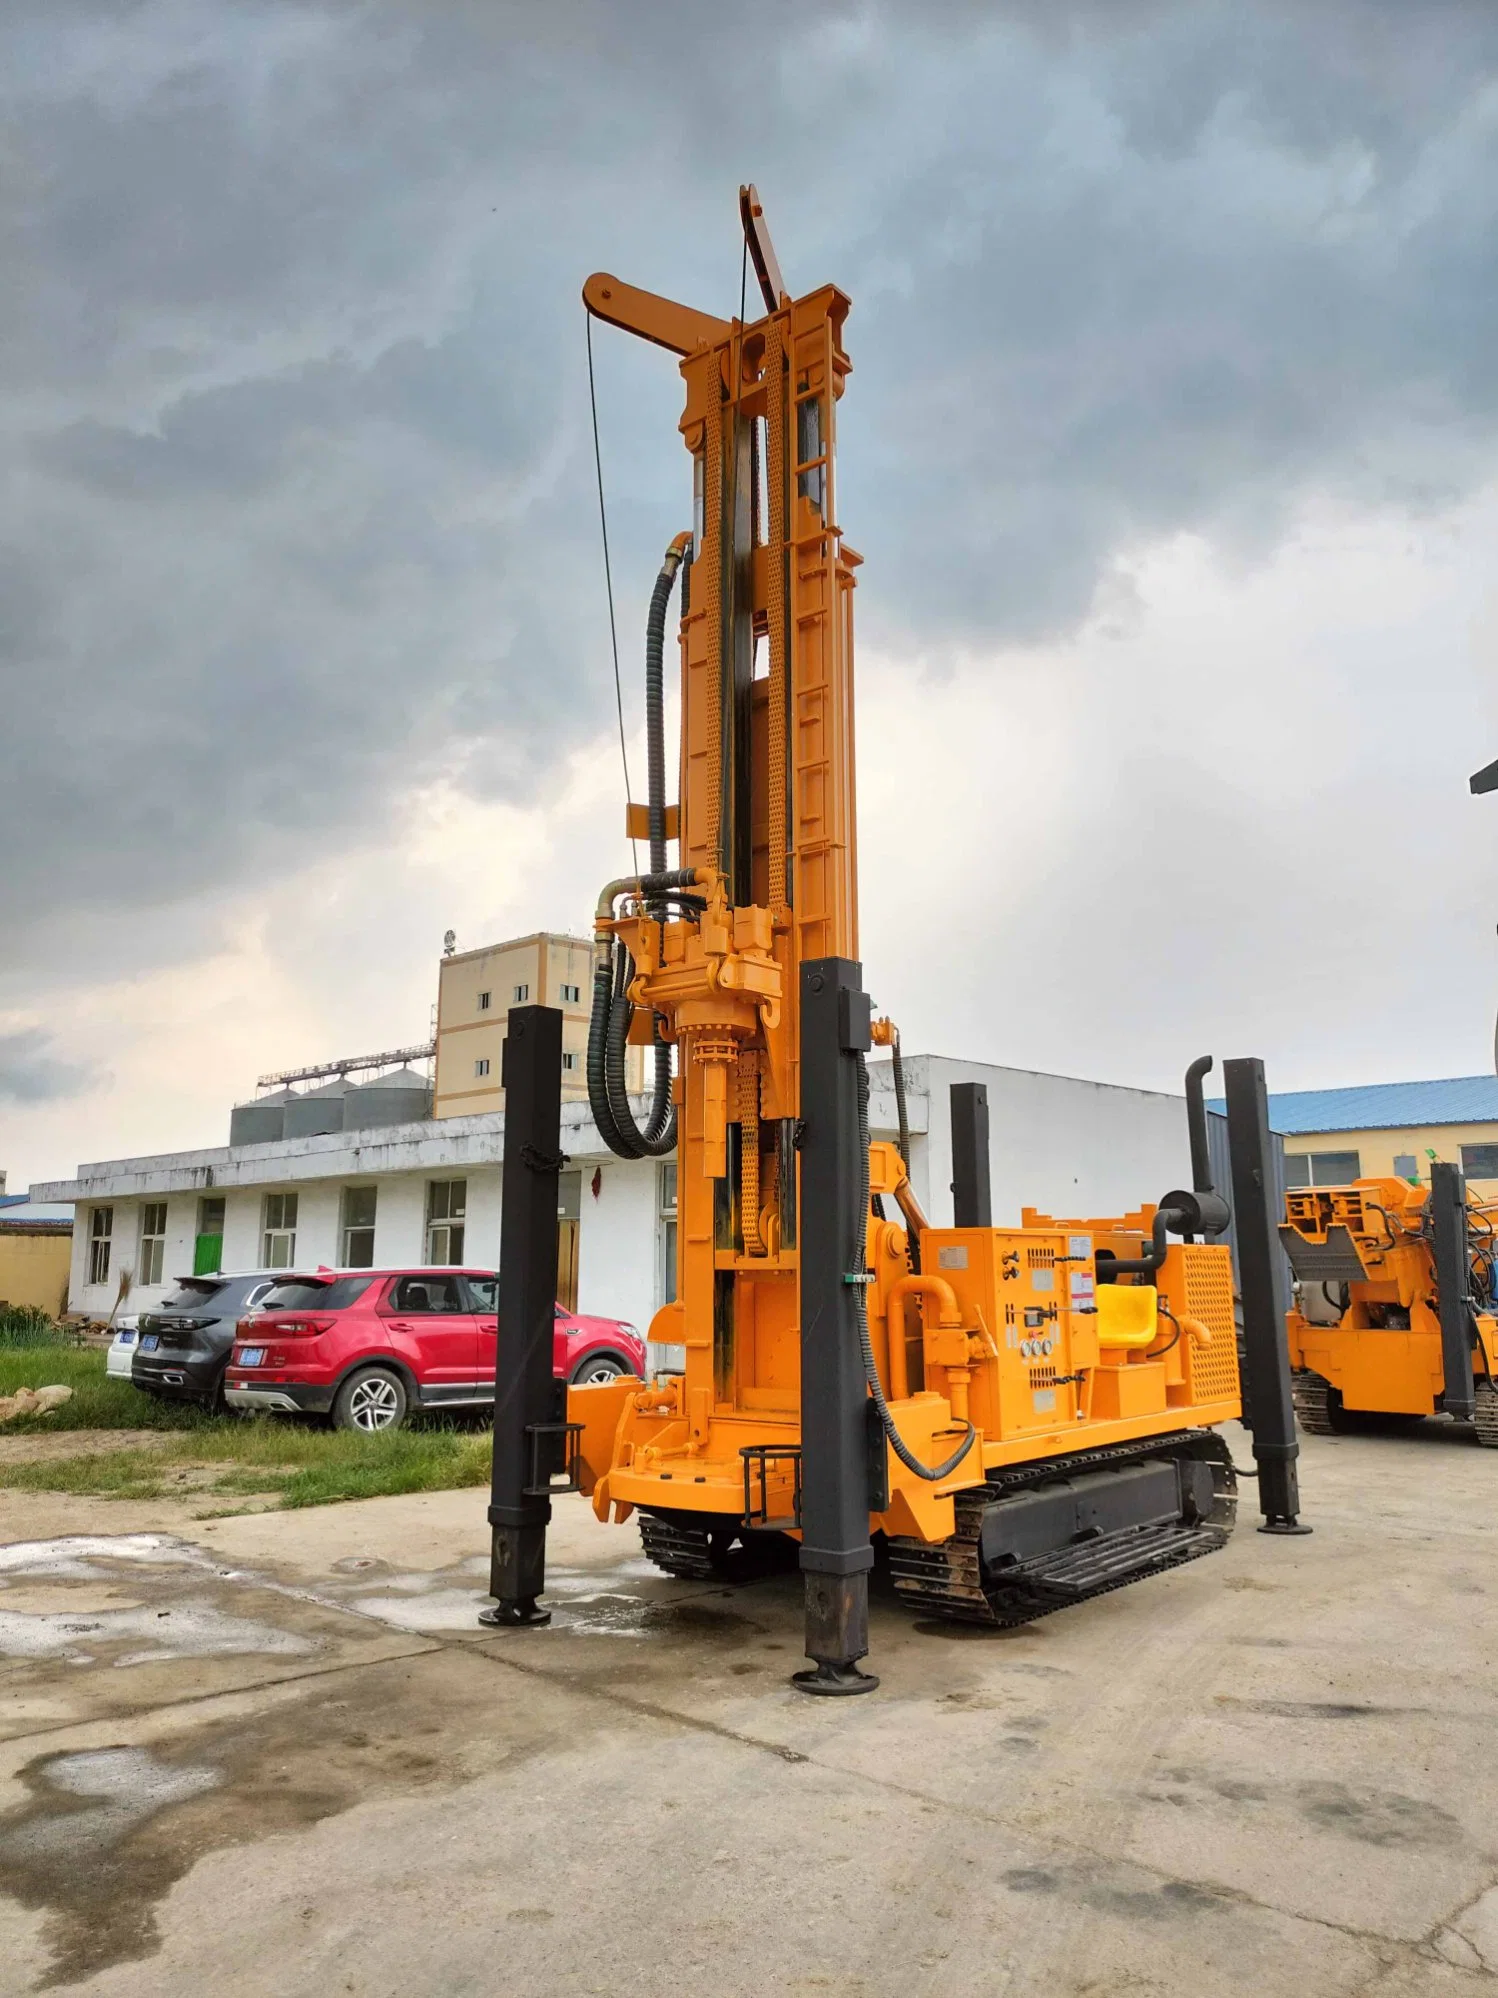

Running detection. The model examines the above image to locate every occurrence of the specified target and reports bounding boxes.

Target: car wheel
[333,1366,409,1433]
[571,1353,627,1386]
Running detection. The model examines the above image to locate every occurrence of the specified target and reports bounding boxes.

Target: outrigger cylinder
[481,1005,566,1626]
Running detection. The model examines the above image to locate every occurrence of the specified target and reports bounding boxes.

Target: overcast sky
[4,0,1498,1188]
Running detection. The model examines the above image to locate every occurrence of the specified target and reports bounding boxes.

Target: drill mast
[585,192,860,1437]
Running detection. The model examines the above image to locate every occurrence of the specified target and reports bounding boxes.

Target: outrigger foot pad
[792,1661,879,1697]
[1257,1519,1313,1536]
[478,1598,552,1627]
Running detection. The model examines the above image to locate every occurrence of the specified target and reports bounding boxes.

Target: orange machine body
[1283,1177,1498,1428]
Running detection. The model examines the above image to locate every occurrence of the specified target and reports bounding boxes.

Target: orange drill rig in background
[1283,1165,1498,1443]
[556,189,1304,1691]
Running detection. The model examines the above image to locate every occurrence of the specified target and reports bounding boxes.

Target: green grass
[0,1348,213,1431]
[0,1348,494,1509]
[0,1305,72,1349]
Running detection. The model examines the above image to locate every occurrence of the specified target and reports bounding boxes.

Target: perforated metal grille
[1183,1247,1240,1405]
[1028,1366,1059,1389]
[1026,1247,1056,1270]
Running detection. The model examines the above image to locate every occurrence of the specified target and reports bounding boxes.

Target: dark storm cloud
[3,0,1497,971]
[0,1030,97,1104]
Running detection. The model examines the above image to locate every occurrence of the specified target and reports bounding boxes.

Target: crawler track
[887,1429,1237,1628]
[1292,1370,1338,1435]
[1475,1380,1498,1448]
[638,1510,730,1580]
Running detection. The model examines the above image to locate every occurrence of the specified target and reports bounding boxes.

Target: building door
[556,1169,581,1312]
[556,1224,579,1312]
[194,1197,226,1276]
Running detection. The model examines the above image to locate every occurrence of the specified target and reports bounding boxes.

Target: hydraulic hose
[853,1053,977,1483]
[586,527,691,1164]
[588,933,676,1160]
[887,1028,919,1272]
[891,1031,910,1169]
[645,533,691,902]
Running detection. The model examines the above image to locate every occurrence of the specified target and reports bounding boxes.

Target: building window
[427,1179,467,1265]
[138,1202,168,1287]
[474,1057,490,1078]
[1392,1153,1419,1183]
[659,1162,678,1306]
[560,983,581,1005]
[342,1186,377,1267]
[1285,1150,1362,1189]
[478,990,492,1011]
[88,1206,114,1287]
[262,1192,298,1269]
[562,1051,578,1071]
[1461,1144,1498,1180]
[513,983,529,1002]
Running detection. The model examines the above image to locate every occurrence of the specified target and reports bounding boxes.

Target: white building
[35,1054,1200,1353]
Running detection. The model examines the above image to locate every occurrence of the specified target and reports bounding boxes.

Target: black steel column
[794,957,878,1695]
[480,1005,564,1627]
[1223,1057,1310,1535]
[1431,1162,1476,1421]
[950,1082,992,1228]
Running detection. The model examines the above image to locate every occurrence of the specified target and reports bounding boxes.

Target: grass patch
[0,1349,212,1432]
[0,1305,71,1349]
[0,1348,494,1508]
[276,1432,491,1509]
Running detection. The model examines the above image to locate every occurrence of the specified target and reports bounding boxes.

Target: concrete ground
[0,1419,1495,1997]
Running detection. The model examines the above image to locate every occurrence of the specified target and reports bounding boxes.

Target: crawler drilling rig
[1283,1166,1498,1443]
[564,190,1279,1689]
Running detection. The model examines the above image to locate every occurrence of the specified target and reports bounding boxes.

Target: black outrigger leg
[794,959,879,1695]
[1223,1057,1311,1536]
[1431,1162,1477,1423]
[480,1005,566,1627]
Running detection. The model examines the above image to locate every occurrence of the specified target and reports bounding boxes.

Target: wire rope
[585,311,638,876]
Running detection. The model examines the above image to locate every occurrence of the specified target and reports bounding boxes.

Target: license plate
[139,1334,159,1352]
[238,1347,265,1367]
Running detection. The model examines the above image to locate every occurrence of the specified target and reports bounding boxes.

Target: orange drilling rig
[489,188,1306,1690]
[1283,1165,1498,1443]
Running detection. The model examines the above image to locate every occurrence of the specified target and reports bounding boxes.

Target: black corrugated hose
[587,536,691,1162]
[587,874,696,1161]
[853,1052,977,1482]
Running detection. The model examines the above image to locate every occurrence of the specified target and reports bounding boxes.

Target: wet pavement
[1,1419,1496,1995]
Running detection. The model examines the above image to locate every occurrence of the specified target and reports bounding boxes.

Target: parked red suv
[223,1268,646,1432]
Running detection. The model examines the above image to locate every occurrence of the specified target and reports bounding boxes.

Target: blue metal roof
[1207,1075,1498,1136]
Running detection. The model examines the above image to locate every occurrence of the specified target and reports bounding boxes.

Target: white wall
[70,1194,138,1318]
[222,1190,262,1273]
[371,1174,426,1268]
[576,1157,657,1334]
[914,1056,1192,1229]
[463,1169,503,1265]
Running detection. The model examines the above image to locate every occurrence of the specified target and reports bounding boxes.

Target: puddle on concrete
[0,1645,584,1988]
[0,1744,229,1987]
[0,1535,221,1583]
[0,1602,316,1669]
[3,1748,222,1865]
[350,1587,491,1632]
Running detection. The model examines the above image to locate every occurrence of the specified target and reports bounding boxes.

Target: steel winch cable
[585,310,639,878]
[852,1052,976,1483]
